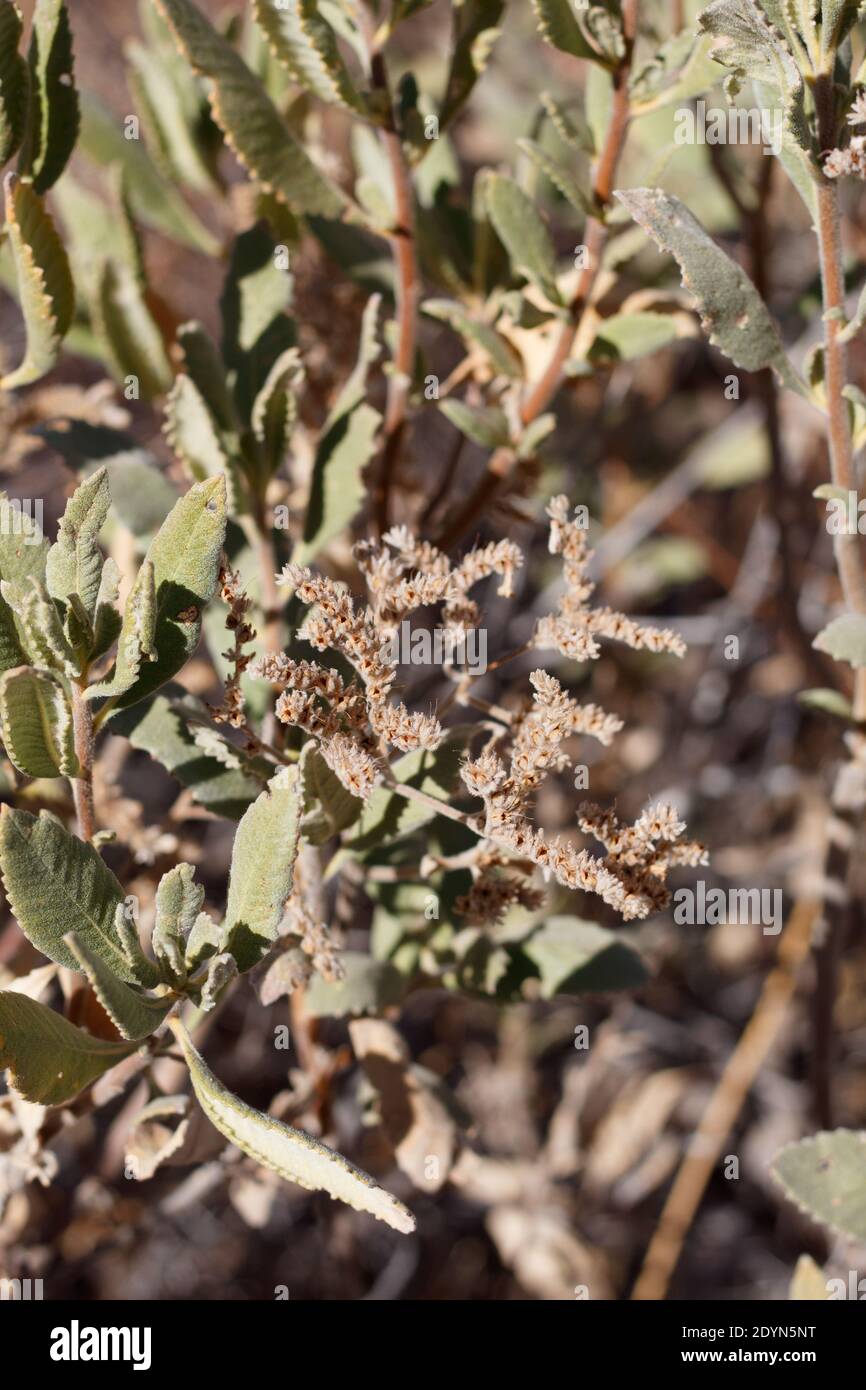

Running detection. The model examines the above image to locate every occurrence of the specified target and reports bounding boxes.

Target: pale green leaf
[305,951,404,1017]
[772,1130,866,1243]
[153,0,344,216]
[125,37,216,192]
[529,0,601,61]
[422,299,522,377]
[64,932,174,1040]
[86,558,156,701]
[540,92,595,154]
[0,990,138,1104]
[346,732,471,855]
[224,764,302,971]
[588,310,681,363]
[299,740,362,845]
[0,806,136,979]
[821,0,864,48]
[92,258,173,400]
[45,466,110,618]
[486,173,562,306]
[171,1016,414,1231]
[18,0,79,193]
[812,612,866,668]
[1,173,74,389]
[522,917,649,997]
[615,188,804,392]
[439,0,504,129]
[797,687,854,720]
[1,575,77,676]
[789,1254,832,1301]
[153,862,203,983]
[101,475,227,712]
[439,399,510,448]
[250,345,303,487]
[293,402,381,564]
[518,136,594,217]
[0,664,77,777]
[253,0,369,115]
[0,2,28,166]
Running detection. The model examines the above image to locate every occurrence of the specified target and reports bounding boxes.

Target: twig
[631,900,816,1301]
[434,0,641,551]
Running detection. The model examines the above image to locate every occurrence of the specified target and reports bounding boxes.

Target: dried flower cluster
[824,91,866,179]
[210,562,256,730]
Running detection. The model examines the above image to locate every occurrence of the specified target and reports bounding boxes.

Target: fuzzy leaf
[224,764,302,971]
[439,399,510,448]
[253,0,368,115]
[772,1130,866,1243]
[530,0,603,63]
[615,188,803,392]
[91,258,173,400]
[306,951,405,1018]
[812,612,866,668]
[0,664,77,777]
[0,990,138,1104]
[45,466,110,618]
[1,173,74,389]
[0,806,135,980]
[822,0,862,48]
[86,559,156,701]
[100,475,227,712]
[153,0,344,216]
[0,2,28,166]
[518,136,594,217]
[111,685,266,818]
[163,374,240,505]
[125,37,216,193]
[34,420,178,537]
[588,311,681,363]
[153,862,203,983]
[1,575,77,676]
[250,346,303,488]
[64,932,174,1040]
[346,732,471,855]
[171,1016,414,1232]
[486,173,562,306]
[422,299,522,378]
[299,741,362,845]
[294,402,380,564]
[18,0,79,193]
[0,493,48,585]
[439,0,503,129]
[522,917,649,997]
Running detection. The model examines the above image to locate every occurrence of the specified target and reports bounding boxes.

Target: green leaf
[0,493,48,587]
[34,420,179,537]
[615,188,804,392]
[0,990,138,1104]
[153,0,344,216]
[171,1016,414,1231]
[422,298,523,378]
[249,345,303,487]
[0,2,28,166]
[797,687,854,721]
[91,257,173,400]
[18,0,79,193]
[812,612,866,668]
[78,94,219,255]
[439,399,510,448]
[821,0,863,48]
[224,764,302,971]
[252,0,369,115]
[588,311,681,363]
[629,31,719,115]
[540,92,594,153]
[110,685,266,818]
[64,932,174,1040]
[518,136,594,217]
[153,862,203,983]
[163,374,240,505]
[293,401,380,564]
[176,320,239,433]
[100,475,227,712]
[220,222,296,419]
[529,0,602,62]
[125,37,217,193]
[772,1130,866,1243]
[486,173,562,307]
[439,0,504,129]
[1,173,74,389]
[0,806,136,980]
[521,917,649,997]
[1,575,77,676]
[305,951,405,1017]
[0,665,77,777]
[45,466,110,619]
[299,740,362,845]
[840,281,866,344]
[346,732,471,855]
[86,558,156,701]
